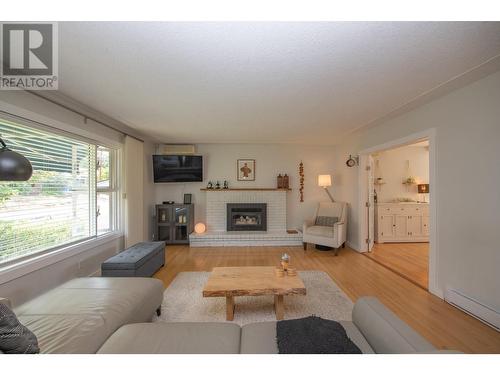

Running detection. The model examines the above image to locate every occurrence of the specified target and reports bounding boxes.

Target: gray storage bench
[101,241,166,277]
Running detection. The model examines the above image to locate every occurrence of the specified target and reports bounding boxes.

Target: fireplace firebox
[227,203,267,231]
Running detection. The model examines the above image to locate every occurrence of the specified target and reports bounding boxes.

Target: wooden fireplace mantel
[200,188,292,192]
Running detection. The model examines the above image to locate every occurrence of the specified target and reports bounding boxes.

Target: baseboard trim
[346,241,361,252]
[445,289,500,332]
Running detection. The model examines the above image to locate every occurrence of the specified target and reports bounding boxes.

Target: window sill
[0,232,124,285]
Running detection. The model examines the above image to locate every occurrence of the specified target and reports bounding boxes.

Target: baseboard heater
[445,289,500,332]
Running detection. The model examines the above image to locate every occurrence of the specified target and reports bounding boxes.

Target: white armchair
[303,201,348,255]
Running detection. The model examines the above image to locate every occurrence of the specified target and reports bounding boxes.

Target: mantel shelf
[200,188,292,192]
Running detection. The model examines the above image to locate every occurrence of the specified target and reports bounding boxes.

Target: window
[0,117,119,266]
[96,146,118,234]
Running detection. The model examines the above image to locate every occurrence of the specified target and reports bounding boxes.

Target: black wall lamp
[0,137,33,181]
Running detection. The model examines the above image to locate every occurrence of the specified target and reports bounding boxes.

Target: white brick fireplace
[189,189,302,247]
[206,190,286,232]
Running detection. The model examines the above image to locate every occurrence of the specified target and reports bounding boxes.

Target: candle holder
[281,253,290,271]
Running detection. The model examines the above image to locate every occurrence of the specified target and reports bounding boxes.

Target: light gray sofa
[98,297,447,354]
[2,279,452,354]
[2,277,164,354]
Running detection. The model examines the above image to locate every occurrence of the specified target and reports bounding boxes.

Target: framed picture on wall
[237,159,255,181]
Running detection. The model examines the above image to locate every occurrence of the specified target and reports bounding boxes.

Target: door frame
[367,154,375,251]
[357,128,441,298]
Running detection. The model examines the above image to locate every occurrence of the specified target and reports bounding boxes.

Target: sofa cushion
[315,216,338,227]
[97,322,241,354]
[305,225,334,237]
[240,320,374,354]
[18,314,107,354]
[240,321,279,354]
[0,298,12,309]
[0,303,39,354]
[339,321,375,354]
[15,277,164,353]
[352,297,435,353]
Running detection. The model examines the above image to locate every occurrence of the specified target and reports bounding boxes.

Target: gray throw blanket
[0,303,39,354]
[277,316,361,354]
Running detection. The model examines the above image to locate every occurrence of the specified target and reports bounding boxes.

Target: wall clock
[346,155,358,167]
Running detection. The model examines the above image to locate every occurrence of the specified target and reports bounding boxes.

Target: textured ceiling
[58,22,500,144]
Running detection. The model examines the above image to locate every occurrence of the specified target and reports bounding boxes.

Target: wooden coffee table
[202,266,306,321]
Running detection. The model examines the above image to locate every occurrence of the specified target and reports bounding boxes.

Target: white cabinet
[422,216,430,236]
[375,203,429,243]
[378,214,395,240]
[408,215,423,237]
[394,215,409,237]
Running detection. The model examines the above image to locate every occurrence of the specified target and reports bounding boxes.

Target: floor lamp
[0,137,33,181]
[318,174,334,202]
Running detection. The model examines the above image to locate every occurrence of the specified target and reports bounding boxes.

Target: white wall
[374,144,429,203]
[334,70,500,311]
[152,143,337,232]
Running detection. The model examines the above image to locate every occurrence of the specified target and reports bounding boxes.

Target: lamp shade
[318,174,332,187]
[417,184,429,194]
[194,222,206,234]
[0,139,33,181]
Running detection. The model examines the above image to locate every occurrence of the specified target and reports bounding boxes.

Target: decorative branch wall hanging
[299,161,304,202]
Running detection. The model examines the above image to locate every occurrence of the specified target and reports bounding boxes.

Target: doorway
[357,129,439,296]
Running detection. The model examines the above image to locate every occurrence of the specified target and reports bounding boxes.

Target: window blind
[0,118,97,265]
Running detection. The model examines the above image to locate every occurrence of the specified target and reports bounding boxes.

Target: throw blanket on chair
[276,316,361,354]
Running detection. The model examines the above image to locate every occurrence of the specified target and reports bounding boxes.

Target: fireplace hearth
[227,203,267,231]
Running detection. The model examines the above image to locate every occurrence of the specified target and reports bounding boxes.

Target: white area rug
[154,271,353,326]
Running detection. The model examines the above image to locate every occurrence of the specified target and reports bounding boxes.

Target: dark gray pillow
[0,303,39,354]
[315,216,338,227]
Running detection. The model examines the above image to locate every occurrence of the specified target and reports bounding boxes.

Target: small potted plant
[403,176,416,185]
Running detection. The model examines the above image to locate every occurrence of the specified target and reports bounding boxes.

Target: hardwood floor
[364,242,429,289]
[153,244,500,353]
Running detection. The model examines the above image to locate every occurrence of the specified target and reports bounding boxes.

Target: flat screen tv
[153,155,203,183]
